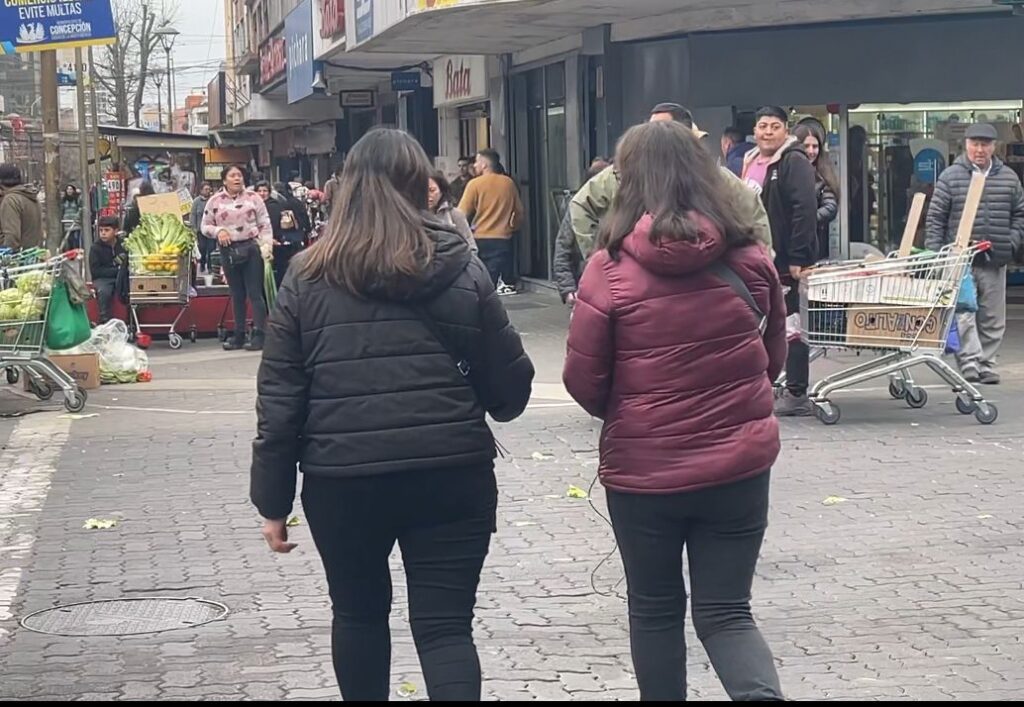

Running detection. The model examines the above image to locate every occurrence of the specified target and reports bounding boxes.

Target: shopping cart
[0,251,88,412]
[128,252,195,349]
[800,241,996,426]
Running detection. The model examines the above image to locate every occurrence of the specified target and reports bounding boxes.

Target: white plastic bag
[50,320,148,383]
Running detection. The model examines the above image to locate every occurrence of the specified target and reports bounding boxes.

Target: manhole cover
[20,597,229,637]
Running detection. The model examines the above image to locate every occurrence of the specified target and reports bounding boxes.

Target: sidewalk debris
[567,485,589,500]
[83,518,118,530]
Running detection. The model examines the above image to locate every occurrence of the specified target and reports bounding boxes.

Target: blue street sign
[355,0,374,45]
[0,0,116,55]
[286,0,315,104]
[391,71,421,92]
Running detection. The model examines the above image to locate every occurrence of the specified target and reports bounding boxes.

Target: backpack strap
[708,261,767,335]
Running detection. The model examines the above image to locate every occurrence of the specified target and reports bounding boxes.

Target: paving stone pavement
[0,294,1023,701]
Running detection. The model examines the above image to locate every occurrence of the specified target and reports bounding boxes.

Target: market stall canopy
[98,126,209,151]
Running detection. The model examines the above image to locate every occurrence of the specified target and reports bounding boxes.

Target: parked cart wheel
[64,389,87,413]
[168,333,183,350]
[814,402,841,426]
[29,378,54,401]
[217,325,228,342]
[974,402,998,425]
[905,387,928,409]
[955,396,978,415]
[5,367,19,385]
[888,379,906,400]
[189,326,198,343]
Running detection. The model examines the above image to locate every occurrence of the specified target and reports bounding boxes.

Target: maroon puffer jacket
[563,213,787,494]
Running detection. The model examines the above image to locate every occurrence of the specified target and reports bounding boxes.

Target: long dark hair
[794,123,840,200]
[429,169,453,211]
[299,128,434,297]
[598,121,756,259]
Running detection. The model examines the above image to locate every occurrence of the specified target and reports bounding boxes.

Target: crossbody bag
[708,261,767,335]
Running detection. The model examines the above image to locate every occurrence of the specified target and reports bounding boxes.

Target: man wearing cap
[925,123,1024,385]
[570,102,772,258]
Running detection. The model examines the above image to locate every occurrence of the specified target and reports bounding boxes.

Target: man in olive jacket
[570,104,773,258]
[0,164,44,252]
[925,123,1024,385]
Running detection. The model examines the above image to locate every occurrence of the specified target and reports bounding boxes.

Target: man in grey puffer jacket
[925,124,1024,385]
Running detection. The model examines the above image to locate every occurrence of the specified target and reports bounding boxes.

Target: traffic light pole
[40,50,62,251]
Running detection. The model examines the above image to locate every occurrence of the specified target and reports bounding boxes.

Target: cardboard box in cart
[844,307,945,349]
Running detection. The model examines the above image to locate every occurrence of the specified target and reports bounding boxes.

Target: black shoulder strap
[410,304,471,378]
[709,261,767,335]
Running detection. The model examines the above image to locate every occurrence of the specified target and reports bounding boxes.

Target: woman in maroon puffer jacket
[564,120,788,701]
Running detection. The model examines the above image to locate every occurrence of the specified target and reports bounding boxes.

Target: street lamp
[152,67,164,131]
[153,23,179,133]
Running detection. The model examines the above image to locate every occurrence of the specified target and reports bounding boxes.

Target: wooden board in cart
[132,276,178,294]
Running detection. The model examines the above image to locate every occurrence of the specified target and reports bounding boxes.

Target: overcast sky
[152,0,226,104]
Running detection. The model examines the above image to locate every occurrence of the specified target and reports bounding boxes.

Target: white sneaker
[497,284,517,296]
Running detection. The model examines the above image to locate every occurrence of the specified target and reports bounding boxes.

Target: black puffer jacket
[250,215,535,519]
[925,155,1024,265]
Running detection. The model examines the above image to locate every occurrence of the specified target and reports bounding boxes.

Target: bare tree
[93,0,178,127]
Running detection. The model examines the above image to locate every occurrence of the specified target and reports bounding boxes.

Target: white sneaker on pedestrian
[496,282,517,296]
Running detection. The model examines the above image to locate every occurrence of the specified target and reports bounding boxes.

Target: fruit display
[125,213,195,275]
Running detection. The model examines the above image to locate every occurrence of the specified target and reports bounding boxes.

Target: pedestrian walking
[123,181,154,236]
[571,103,773,259]
[191,182,214,273]
[741,106,819,416]
[270,181,311,287]
[552,156,610,305]
[322,163,343,218]
[458,148,523,293]
[925,123,1024,385]
[449,156,475,205]
[793,122,840,261]
[428,170,477,254]
[250,128,534,702]
[563,120,786,701]
[0,163,44,252]
[201,165,273,351]
[721,127,755,178]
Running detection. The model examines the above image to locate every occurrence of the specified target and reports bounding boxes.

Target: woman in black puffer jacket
[251,128,534,702]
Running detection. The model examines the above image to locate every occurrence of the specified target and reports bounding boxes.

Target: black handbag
[221,239,257,268]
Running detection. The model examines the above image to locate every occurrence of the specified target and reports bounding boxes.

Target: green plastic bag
[45,280,92,350]
[264,260,277,311]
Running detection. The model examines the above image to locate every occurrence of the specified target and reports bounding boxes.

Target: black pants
[302,465,498,702]
[273,243,301,288]
[476,238,514,287]
[607,472,783,702]
[221,243,267,341]
[94,278,116,324]
[785,282,810,396]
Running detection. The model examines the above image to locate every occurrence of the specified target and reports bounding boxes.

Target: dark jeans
[785,282,810,396]
[476,238,514,287]
[198,233,216,271]
[607,472,783,702]
[302,465,498,702]
[220,243,267,341]
[94,278,116,324]
[273,243,301,288]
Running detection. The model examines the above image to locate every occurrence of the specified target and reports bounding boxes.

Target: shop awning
[99,125,210,150]
[354,0,999,56]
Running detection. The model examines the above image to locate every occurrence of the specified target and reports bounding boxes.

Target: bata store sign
[433,55,487,108]
[259,35,287,89]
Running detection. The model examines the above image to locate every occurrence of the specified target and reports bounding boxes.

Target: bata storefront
[434,55,492,173]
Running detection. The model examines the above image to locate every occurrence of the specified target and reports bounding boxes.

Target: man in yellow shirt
[459,149,524,294]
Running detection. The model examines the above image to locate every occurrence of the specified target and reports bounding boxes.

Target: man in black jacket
[741,106,819,416]
[925,123,1024,385]
[90,215,127,324]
